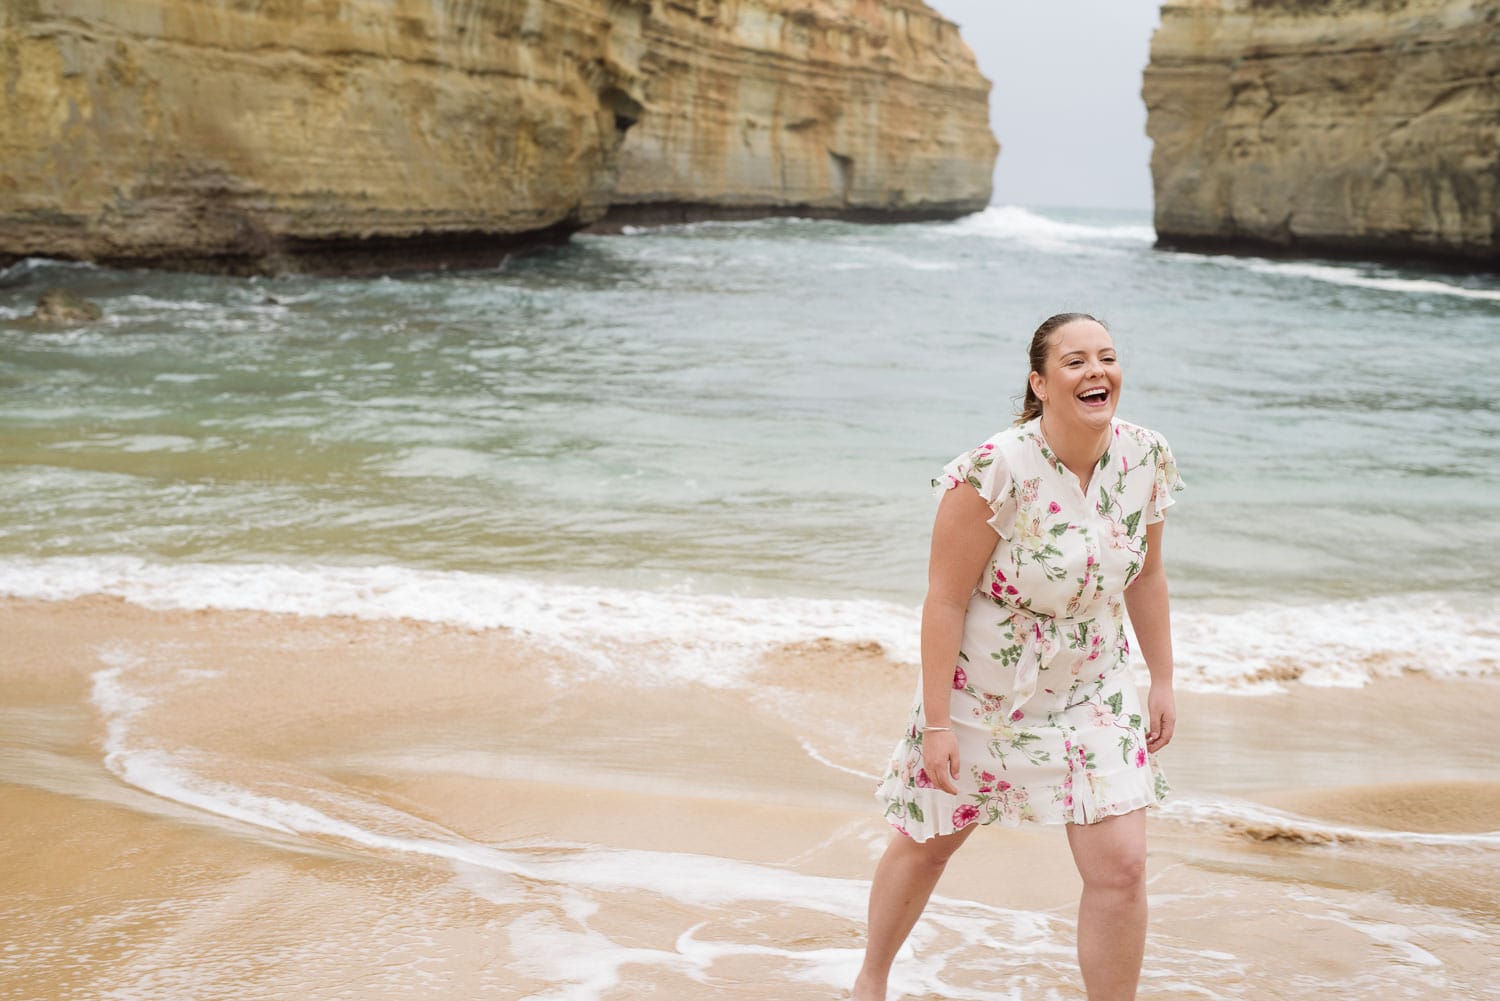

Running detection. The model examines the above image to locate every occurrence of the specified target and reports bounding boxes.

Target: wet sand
[4,596,1500,1000]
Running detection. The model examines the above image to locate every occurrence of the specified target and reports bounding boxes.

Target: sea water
[2,205,1497,690]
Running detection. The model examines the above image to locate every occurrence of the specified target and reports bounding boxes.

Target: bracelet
[922,724,954,733]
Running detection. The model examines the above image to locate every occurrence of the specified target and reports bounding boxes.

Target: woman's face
[1029,319,1121,431]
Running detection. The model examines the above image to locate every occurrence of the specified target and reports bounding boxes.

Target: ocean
[3,206,1499,1000]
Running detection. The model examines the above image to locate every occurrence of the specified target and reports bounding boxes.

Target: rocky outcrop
[26,288,102,324]
[1143,0,1500,264]
[0,0,995,273]
[604,0,997,226]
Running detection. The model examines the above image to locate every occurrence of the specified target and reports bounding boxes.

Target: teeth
[1079,389,1107,400]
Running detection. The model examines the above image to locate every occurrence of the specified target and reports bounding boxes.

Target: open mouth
[1077,387,1110,407]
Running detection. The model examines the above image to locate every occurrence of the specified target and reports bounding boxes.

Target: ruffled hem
[874,759,1169,842]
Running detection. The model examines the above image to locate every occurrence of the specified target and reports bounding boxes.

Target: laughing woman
[855,312,1184,1001]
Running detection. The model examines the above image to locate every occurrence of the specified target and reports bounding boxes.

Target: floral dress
[875,417,1184,840]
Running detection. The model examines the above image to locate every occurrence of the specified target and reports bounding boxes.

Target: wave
[943,205,1156,253]
[0,555,922,686]
[3,556,1498,692]
[0,256,100,286]
[1168,594,1500,692]
[943,207,1500,304]
[1234,258,1500,303]
[615,216,819,237]
[114,293,228,313]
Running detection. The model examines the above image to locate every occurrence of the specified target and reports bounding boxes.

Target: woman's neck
[1038,413,1111,484]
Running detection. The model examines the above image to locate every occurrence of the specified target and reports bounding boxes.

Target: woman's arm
[1123,519,1176,752]
[920,484,1000,794]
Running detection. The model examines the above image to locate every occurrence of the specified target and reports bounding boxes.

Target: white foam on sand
[86,650,1095,1000]
[8,556,1499,695]
[80,636,1500,1000]
[1157,796,1500,849]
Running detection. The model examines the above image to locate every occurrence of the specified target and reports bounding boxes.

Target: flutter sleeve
[931,439,1019,538]
[1145,431,1185,525]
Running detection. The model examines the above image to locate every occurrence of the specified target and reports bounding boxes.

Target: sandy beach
[5,595,1499,1000]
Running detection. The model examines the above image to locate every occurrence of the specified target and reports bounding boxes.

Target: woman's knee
[1080,849,1145,894]
[1068,813,1148,893]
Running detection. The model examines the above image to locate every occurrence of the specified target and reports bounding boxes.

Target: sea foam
[939,205,1500,304]
[942,205,1157,254]
[1236,259,1500,302]
[6,556,1499,693]
[5,555,920,686]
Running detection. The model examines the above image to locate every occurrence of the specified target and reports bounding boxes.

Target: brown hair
[1015,312,1107,424]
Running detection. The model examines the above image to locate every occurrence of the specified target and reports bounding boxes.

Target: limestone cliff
[605,0,997,225]
[0,0,995,273]
[1143,0,1500,264]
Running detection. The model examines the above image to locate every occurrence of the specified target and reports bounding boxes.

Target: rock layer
[1143,0,1500,264]
[0,0,995,273]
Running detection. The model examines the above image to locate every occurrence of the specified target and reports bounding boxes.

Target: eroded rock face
[0,0,995,273]
[1143,0,1500,264]
[0,0,648,273]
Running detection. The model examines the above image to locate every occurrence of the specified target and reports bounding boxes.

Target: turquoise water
[3,206,1497,609]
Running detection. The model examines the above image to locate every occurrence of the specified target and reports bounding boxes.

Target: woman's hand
[1146,686,1176,753]
[922,730,961,794]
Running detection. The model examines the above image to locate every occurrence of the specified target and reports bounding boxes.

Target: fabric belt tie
[985,597,1102,717]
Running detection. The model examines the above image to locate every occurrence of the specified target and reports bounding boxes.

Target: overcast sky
[923,2,1164,211]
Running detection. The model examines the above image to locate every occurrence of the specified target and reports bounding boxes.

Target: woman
[855,312,1183,1001]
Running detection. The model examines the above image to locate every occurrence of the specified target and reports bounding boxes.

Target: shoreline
[5,595,1499,998]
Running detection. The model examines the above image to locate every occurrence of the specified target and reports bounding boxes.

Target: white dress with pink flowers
[874,416,1184,840]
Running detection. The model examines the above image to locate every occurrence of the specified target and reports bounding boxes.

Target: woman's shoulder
[950,422,1035,478]
[976,419,1037,454]
[1111,418,1173,453]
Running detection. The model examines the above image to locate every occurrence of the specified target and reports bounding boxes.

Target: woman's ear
[1028,370,1046,403]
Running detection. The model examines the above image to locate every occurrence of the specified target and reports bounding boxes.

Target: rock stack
[1144,0,1500,265]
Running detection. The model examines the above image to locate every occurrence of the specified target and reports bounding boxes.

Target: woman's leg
[852,824,977,1001]
[1064,808,1149,1001]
